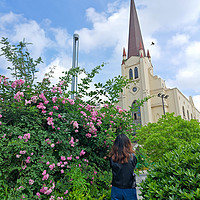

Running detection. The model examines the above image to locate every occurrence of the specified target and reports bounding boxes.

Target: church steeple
[128,0,145,58]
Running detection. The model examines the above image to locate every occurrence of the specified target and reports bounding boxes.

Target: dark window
[129,69,133,79]
[133,87,137,92]
[132,100,141,126]
[182,106,185,118]
[134,67,139,79]
[187,110,190,120]
[191,114,193,119]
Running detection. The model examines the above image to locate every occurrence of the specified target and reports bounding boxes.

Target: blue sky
[1,0,200,110]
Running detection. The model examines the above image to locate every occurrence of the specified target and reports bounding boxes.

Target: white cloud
[11,20,52,58]
[51,27,72,50]
[185,41,200,61]
[193,95,200,111]
[0,12,23,30]
[86,8,107,24]
[137,0,200,34]
[76,5,129,53]
[0,12,73,84]
[168,34,190,47]
[107,0,126,14]
[172,41,200,93]
[144,37,161,60]
[38,53,72,84]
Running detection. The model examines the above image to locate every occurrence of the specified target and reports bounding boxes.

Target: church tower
[119,0,153,125]
[119,0,200,124]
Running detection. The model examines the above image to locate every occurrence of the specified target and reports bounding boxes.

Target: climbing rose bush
[0,38,140,199]
[0,76,136,199]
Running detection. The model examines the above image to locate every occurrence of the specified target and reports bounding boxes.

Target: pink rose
[80,150,86,156]
[61,156,66,161]
[36,192,40,198]
[29,179,34,185]
[42,170,46,175]
[67,156,72,161]
[64,190,68,194]
[49,112,53,116]
[42,174,49,181]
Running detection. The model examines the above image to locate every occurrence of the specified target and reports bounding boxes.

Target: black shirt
[110,154,137,189]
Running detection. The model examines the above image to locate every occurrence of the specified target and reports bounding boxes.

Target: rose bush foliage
[0,38,140,200]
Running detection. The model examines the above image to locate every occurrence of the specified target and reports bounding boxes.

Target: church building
[118,0,200,125]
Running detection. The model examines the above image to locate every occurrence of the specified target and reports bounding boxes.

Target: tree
[136,113,200,162]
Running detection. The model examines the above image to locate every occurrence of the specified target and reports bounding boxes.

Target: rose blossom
[29,179,34,185]
[80,150,86,156]
[61,156,66,161]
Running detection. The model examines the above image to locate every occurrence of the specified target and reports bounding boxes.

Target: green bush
[135,147,150,170]
[0,38,143,199]
[136,113,200,162]
[140,143,200,200]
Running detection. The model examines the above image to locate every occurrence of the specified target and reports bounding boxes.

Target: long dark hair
[109,134,134,164]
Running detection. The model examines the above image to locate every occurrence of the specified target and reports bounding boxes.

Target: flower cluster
[18,133,31,142]
[11,79,25,89]
[39,93,49,104]
[0,75,8,86]
[14,91,24,102]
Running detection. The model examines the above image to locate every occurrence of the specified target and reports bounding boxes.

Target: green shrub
[140,143,200,200]
[135,147,151,170]
[136,113,200,162]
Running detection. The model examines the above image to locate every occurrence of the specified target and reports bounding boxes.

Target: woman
[109,134,137,200]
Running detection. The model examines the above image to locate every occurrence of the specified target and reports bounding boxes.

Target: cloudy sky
[0,0,200,110]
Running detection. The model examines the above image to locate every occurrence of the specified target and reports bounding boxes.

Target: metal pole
[161,95,165,115]
[158,93,168,115]
[71,34,79,99]
[75,37,79,95]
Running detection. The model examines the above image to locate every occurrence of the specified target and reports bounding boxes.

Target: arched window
[132,100,141,125]
[129,69,133,79]
[187,110,190,120]
[182,106,185,118]
[134,67,139,79]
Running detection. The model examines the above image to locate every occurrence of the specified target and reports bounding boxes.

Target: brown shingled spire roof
[128,0,145,58]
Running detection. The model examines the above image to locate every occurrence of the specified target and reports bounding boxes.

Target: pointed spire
[147,49,151,58]
[123,47,126,57]
[128,0,145,58]
[122,48,126,64]
[139,41,143,50]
